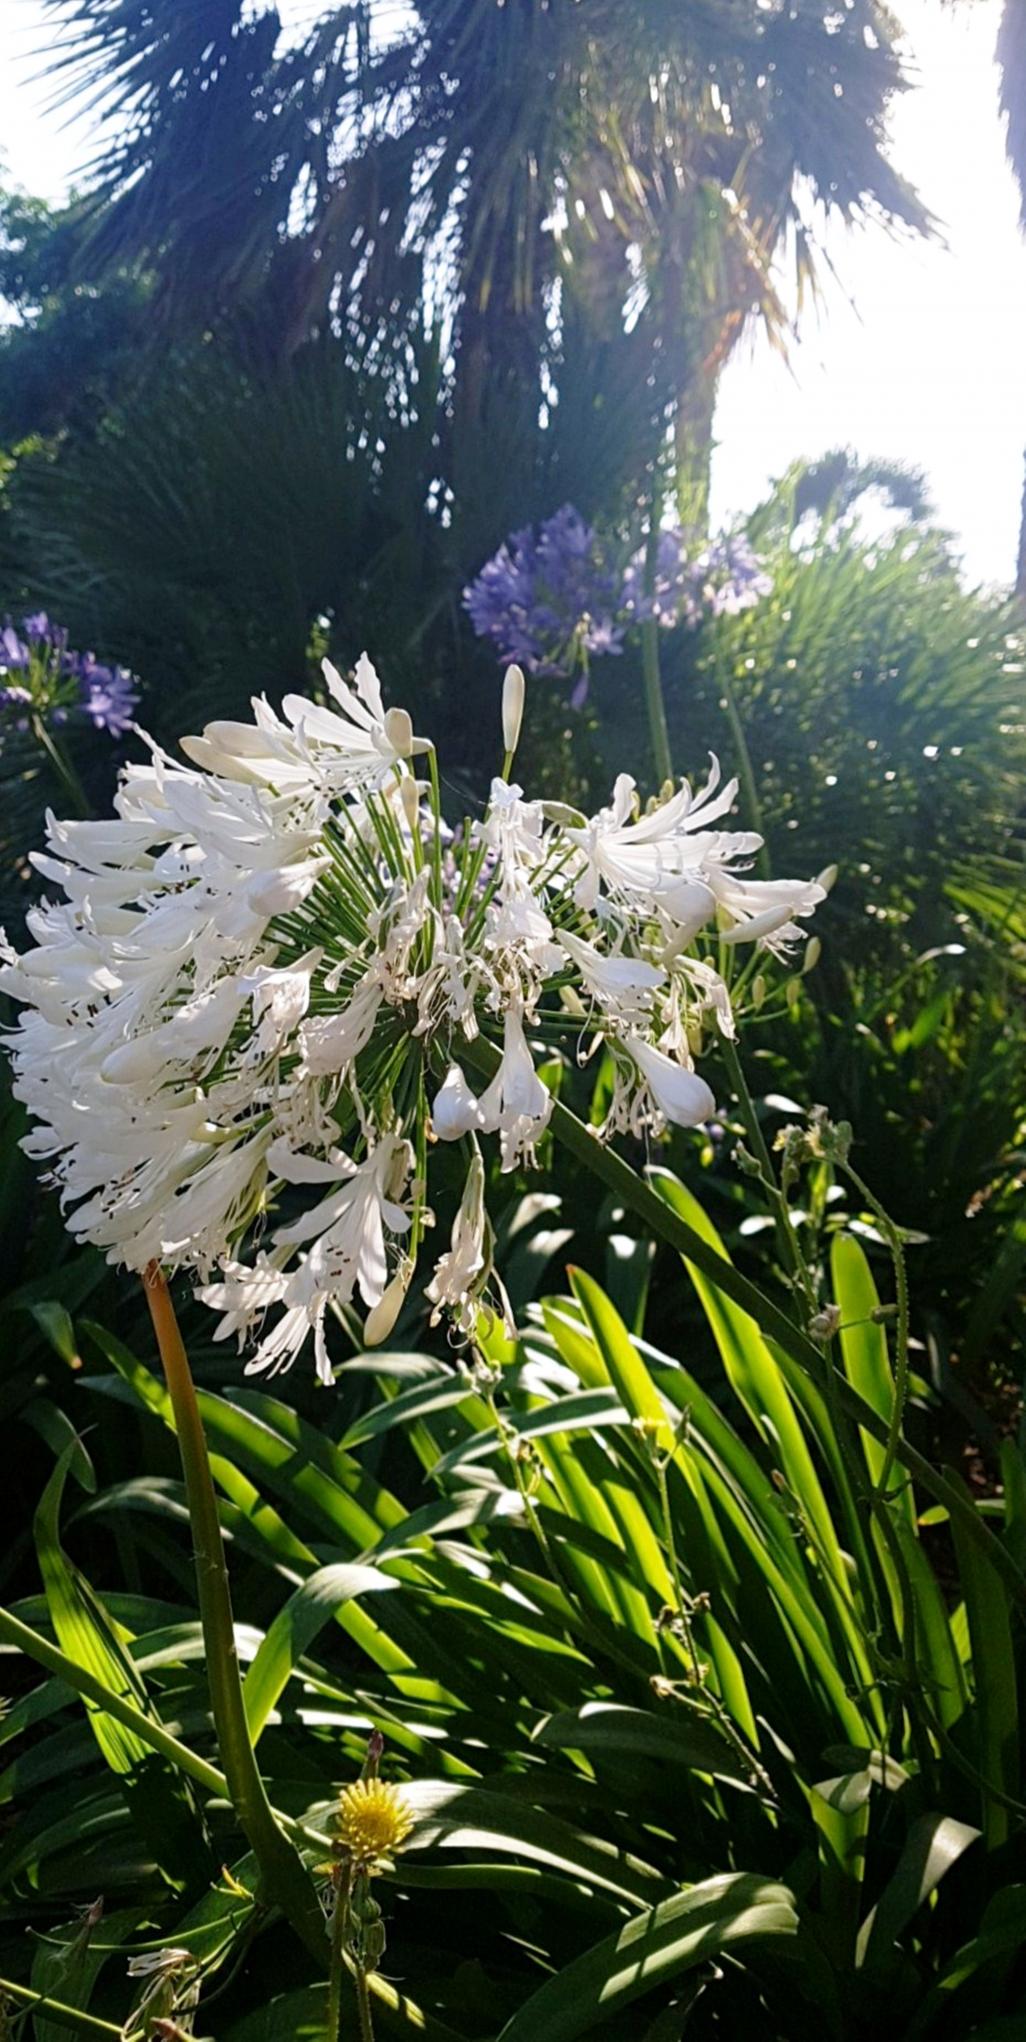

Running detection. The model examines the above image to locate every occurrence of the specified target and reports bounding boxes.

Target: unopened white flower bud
[431,1064,484,1140]
[383,706,415,757]
[363,1266,412,1347]
[817,864,838,894]
[399,773,420,835]
[803,936,822,974]
[809,1302,841,1342]
[502,664,526,758]
[751,975,767,1010]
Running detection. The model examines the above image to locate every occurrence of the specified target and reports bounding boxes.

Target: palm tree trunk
[674,361,718,538]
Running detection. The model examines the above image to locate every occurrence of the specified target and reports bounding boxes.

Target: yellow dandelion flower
[336,1778,414,1865]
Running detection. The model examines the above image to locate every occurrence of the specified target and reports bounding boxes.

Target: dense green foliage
[4,1145,1026,2038]
[2,2,1026,2036]
[3,436,1024,2034]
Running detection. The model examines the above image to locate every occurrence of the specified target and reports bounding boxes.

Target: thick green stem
[718,674,770,879]
[143,1265,327,1969]
[0,1976,134,2038]
[30,711,92,819]
[327,1865,351,2040]
[458,1037,1026,1607]
[719,1032,809,1302]
[641,486,674,787]
[641,620,673,789]
[356,1970,377,2042]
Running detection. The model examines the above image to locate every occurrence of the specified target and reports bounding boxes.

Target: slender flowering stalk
[639,495,674,787]
[2,652,822,1381]
[142,1265,327,1964]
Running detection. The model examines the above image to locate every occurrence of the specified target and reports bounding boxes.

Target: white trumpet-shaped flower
[425,1150,509,1337]
[619,1034,717,1132]
[477,1004,554,1172]
[559,930,665,1023]
[300,975,384,1077]
[431,1064,486,1141]
[182,653,428,795]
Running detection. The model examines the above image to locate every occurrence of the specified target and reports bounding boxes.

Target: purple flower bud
[1,622,29,670]
[78,659,140,736]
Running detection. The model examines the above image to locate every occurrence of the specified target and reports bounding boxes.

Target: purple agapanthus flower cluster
[620,530,773,629]
[0,612,139,737]
[463,505,624,704]
[465,508,773,704]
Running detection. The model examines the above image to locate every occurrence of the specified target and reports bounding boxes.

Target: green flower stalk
[142,1264,325,1965]
[325,1741,413,2041]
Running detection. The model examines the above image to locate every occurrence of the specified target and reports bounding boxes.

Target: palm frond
[999,0,1026,223]
[34,0,932,497]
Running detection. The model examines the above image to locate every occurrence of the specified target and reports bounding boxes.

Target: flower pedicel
[1,655,823,1380]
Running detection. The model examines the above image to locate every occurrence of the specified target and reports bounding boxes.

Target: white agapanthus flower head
[1,655,825,1379]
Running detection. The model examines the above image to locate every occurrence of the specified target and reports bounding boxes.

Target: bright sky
[2,0,1025,587]
[713,0,1026,589]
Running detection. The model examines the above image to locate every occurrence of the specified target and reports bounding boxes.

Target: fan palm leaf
[38,0,930,501]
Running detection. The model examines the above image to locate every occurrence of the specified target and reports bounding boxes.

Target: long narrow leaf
[33,1449,210,1889]
[494,1872,798,2041]
[243,1561,400,1740]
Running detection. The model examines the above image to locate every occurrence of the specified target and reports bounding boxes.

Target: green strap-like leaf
[223,1977,465,2041]
[380,1779,673,1909]
[949,1466,1020,1851]
[856,1812,981,1970]
[903,1884,1026,2039]
[242,1560,399,1740]
[657,1175,852,1584]
[831,1233,915,1531]
[494,1872,799,2041]
[33,1450,162,1779]
[567,1267,758,1735]
[32,1449,213,1890]
[534,1702,755,1789]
